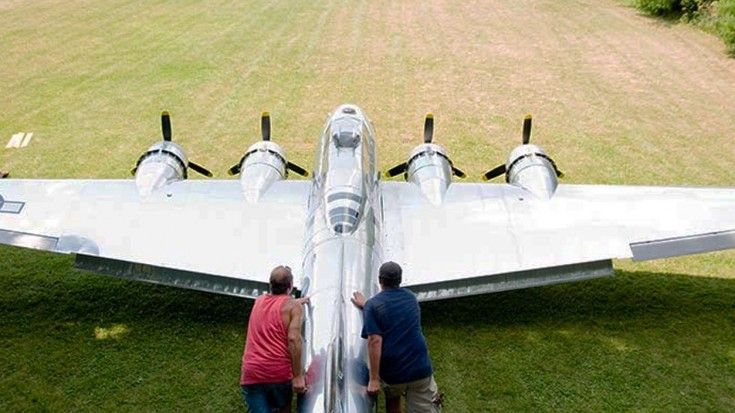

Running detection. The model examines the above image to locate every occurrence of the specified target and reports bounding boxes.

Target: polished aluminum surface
[0,179,311,287]
[135,141,188,197]
[406,143,453,205]
[239,141,287,202]
[631,229,735,261]
[299,104,381,412]
[381,181,735,298]
[505,144,558,199]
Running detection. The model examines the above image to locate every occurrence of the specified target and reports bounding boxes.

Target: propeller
[161,111,172,141]
[385,161,408,178]
[261,112,271,141]
[187,161,212,177]
[227,112,309,177]
[131,111,213,177]
[423,113,434,143]
[483,115,533,181]
[482,164,506,181]
[386,114,466,179]
[522,114,532,145]
[482,114,563,181]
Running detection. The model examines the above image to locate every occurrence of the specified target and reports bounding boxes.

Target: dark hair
[378,261,402,288]
[269,266,293,295]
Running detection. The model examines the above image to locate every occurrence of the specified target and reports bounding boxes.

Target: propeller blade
[483,164,506,181]
[161,111,172,142]
[188,161,213,177]
[286,161,309,177]
[522,114,532,145]
[261,112,271,141]
[423,113,434,144]
[227,163,242,176]
[386,162,408,178]
[451,166,467,179]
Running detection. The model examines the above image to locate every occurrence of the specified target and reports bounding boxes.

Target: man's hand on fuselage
[351,291,366,309]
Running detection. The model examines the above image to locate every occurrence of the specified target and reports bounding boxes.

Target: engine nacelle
[505,144,559,199]
[405,143,454,205]
[134,141,188,197]
[236,141,287,202]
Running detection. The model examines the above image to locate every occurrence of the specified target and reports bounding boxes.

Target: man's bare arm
[288,303,304,375]
[367,334,382,396]
[288,302,307,393]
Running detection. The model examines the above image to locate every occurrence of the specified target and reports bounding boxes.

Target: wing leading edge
[0,179,311,298]
[381,182,735,301]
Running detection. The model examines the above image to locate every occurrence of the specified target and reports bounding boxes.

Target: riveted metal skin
[135,141,188,197]
[505,144,558,199]
[238,141,287,203]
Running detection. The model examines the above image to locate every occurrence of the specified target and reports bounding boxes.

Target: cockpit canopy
[334,130,361,148]
[330,116,363,150]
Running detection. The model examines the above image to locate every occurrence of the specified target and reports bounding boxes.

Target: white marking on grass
[20,132,33,147]
[94,324,129,340]
[6,133,24,148]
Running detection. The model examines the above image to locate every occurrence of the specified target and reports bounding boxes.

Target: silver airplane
[1,104,734,412]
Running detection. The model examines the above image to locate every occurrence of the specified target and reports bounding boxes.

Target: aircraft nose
[333,104,364,119]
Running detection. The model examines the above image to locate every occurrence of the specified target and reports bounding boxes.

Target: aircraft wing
[0,179,311,298]
[381,182,735,301]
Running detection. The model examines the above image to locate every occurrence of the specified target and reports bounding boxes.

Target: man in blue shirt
[351,261,442,413]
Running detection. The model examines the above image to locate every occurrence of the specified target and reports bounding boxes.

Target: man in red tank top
[240,266,308,413]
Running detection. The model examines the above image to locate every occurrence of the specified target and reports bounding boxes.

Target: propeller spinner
[130,111,213,177]
[482,115,563,181]
[385,114,466,179]
[227,113,308,177]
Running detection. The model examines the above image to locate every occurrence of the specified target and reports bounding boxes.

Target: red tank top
[240,294,293,385]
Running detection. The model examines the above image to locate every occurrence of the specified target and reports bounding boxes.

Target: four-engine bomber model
[1,104,735,412]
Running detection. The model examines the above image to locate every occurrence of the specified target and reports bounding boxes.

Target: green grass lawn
[1,0,735,411]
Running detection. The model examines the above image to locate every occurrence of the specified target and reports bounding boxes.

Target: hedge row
[635,0,735,54]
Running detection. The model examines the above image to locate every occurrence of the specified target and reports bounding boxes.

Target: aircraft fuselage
[299,105,382,412]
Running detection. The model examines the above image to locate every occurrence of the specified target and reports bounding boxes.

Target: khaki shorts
[383,375,442,413]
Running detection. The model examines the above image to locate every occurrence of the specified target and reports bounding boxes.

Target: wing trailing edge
[74,254,269,299]
[409,260,613,302]
[630,229,735,261]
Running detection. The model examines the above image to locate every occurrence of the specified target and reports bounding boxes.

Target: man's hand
[293,375,307,394]
[367,378,380,397]
[294,296,310,306]
[351,291,366,309]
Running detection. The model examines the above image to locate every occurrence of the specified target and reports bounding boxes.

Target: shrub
[635,0,734,54]
[719,0,735,53]
[635,0,712,20]
[636,0,682,16]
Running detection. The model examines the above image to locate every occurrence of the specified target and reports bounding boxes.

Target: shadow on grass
[2,248,733,331]
[422,270,735,328]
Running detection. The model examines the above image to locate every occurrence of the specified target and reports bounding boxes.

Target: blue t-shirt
[361,288,433,384]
